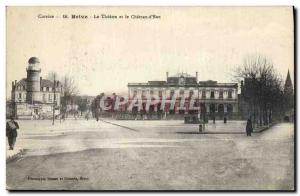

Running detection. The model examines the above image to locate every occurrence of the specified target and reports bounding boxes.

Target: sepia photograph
[5,6,295,191]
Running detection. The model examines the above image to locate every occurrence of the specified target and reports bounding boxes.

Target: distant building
[283,70,294,121]
[127,72,239,117]
[11,57,62,119]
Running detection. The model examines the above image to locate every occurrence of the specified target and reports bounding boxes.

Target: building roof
[14,78,62,90]
[128,72,237,88]
[170,72,195,78]
[28,57,40,64]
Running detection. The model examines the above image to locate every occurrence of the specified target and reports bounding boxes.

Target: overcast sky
[6,6,294,97]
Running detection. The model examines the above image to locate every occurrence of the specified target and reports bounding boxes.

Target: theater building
[11,57,62,119]
[127,72,238,118]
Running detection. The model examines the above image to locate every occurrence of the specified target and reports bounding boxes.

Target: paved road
[6,120,294,190]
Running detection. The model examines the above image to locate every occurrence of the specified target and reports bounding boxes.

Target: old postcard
[6,6,294,191]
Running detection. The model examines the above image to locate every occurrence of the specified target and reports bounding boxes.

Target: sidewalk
[197,121,275,134]
[6,141,24,162]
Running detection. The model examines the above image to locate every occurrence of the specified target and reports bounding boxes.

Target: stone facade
[11,57,62,119]
[128,72,238,118]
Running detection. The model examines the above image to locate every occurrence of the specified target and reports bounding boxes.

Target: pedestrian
[85,112,89,120]
[224,116,227,124]
[6,117,19,150]
[246,118,253,136]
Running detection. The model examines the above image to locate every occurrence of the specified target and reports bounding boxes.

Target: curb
[6,149,25,163]
[198,132,244,134]
[253,123,276,133]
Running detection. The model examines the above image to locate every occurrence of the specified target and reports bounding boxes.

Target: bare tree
[61,75,79,118]
[234,54,284,126]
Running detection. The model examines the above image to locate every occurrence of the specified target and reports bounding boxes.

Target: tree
[234,55,284,126]
[76,97,88,116]
[61,75,79,117]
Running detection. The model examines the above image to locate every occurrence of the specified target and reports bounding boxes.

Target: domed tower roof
[28,57,40,64]
[27,57,41,72]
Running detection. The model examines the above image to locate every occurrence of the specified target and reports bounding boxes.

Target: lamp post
[52,78,56,125]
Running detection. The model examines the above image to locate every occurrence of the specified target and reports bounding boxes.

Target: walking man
[246,118,253,136]
[6,117,19,150]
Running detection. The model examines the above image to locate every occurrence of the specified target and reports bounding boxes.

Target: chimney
[40,77,42,89]
[166,72,169,79]
[12,81,14,90]
[15,80,17,85]
[241,80,244,95]
[196,72,198,81]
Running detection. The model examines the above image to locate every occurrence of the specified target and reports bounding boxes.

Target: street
[6,119,294,190]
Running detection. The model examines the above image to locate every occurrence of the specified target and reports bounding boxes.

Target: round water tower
[26,57,41,103]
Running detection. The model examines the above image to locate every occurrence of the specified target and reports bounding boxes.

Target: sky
[6,6,294,97]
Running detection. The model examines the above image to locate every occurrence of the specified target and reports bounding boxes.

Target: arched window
[209,104,215,113]
[227,104,233,113]
[218,104,224,113]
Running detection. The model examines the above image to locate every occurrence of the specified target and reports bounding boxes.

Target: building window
[46,87,49,91]
[43,94,46,101]
[23,86,26,90]
[228,90,233,99]
[18,93,22,99]
[219,90,223,99]
[179,89,184,95]
[54,94,57,101]
[150,90,154,95]
[189,90,194,97]
[227,104,233,113]
[210,91,215,99]
[158,90,163,97]
[202,90,206,98]
[141,90,146,97]
[170,90,175,97]
[133,90,137,96]
[49,94,52,102]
